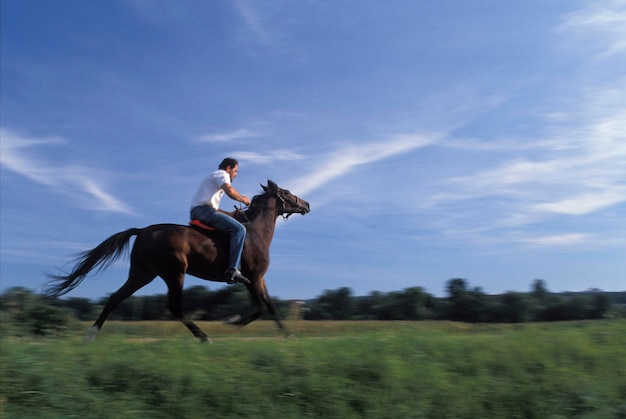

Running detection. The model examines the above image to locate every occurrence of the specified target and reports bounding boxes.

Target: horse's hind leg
[87,268,155,341]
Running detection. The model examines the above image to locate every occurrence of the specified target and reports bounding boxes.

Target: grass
[1,320,625,418]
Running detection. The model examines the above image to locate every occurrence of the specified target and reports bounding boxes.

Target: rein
[243,193,294,221]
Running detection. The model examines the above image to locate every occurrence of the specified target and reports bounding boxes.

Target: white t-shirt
[190,170,231,210]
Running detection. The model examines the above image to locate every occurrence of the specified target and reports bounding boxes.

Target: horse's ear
[261,180,278,193]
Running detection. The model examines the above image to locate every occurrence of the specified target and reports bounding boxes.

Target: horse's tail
[45,228,141,298]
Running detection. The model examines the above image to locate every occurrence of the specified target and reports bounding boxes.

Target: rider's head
[218,157,239,171]
[219,157,239,181]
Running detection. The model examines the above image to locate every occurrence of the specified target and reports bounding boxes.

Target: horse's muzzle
[299,200,311,214]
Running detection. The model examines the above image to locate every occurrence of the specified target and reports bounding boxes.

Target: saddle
[189,219,216,231]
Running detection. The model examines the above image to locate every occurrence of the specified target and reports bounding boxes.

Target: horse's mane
[234,181,276,223]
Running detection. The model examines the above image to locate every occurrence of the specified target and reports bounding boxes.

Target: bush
[0,288,76,337]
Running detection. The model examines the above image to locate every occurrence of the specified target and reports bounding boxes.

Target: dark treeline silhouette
[1,279,625,335]
[304,280,624,322]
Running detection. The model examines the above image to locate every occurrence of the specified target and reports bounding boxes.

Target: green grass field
[2,320,625,418]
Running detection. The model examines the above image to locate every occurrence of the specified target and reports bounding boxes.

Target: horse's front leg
[223,311,261,326]
[252,276,290,336]
[224,276,290,336]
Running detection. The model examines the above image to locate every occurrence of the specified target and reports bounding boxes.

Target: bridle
[240,190,301,222]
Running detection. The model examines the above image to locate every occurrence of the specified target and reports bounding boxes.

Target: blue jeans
[190,205,246,271]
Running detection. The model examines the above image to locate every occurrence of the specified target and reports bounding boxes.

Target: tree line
[1,279,624,336]
[306,279,624,322]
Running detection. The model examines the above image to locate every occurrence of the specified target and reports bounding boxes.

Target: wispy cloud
[0,129,134,214]
[413,0,626,250]
[534,190,626,216]
[293,133,438,196]
[231,0,310,53]
[557,0,626,60]
[234,149,305,164]
[0,132,64,185]
[517,233,590,248]
[425,83,626,247]
[234,0,271,45]
[196,127,263,143]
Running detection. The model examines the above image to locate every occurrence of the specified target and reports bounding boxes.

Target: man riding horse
[190,157,251,285]
[46,174,310,342]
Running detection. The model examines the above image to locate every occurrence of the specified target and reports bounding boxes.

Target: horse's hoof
[84,326,99,343]
[199,336,212,344]
[223,314,242,325]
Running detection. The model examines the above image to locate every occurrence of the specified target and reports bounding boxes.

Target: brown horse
[46,180,310,342]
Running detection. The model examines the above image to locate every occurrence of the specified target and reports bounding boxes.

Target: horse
[46,180,310,342]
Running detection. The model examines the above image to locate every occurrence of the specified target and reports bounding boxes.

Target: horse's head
[260,180,310,218]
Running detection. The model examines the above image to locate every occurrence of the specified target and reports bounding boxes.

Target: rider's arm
[222,183,251,206]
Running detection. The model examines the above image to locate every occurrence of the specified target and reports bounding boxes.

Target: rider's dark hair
[218,157,239,170]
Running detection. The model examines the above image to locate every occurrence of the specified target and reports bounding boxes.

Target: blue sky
[1,0,625,301]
